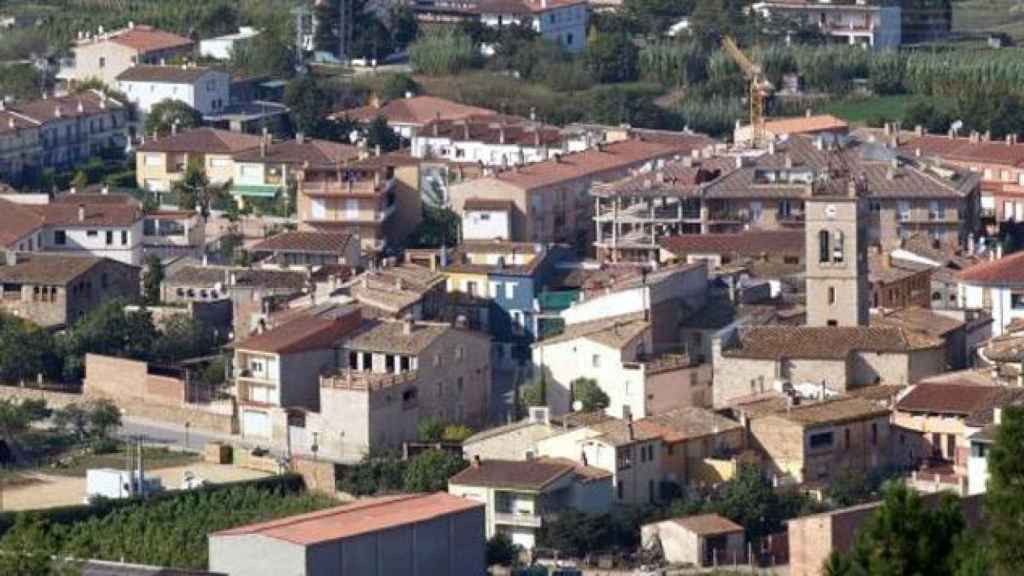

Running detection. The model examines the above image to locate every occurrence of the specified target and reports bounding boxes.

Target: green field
[821,95,956,126]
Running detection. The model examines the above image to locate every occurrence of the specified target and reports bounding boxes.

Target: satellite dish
[572,400,583,412]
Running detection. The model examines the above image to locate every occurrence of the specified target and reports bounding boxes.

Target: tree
[624,0,693,36]
[229,26,296,79]
[284,75,333,139]
[364,114,401,153]
[402,449,467,492]
[584,28,638,84]
[70,170,89,191]
[143,99,202,137]
[142,254,165,306]
[986,406,1024,576]
[88,399,122,441]
[389,5,419,49]
[337,451,407,495]
[378,73,420,102]
[417,416,445,442]
[173,165,213,217]
[0,314,60,383]
[0,515,65,576]
[52,403,89,442]
[571,377,609,412]
[442,424,474,443]
[517,377,545,413]
[407,204,459,248]
[409,29,480,76]
[904,100,953,135]
[58,301,158,381]
[486,533,520,566]
[151,316,218,363]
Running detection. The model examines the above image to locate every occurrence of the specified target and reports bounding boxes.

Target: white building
[958,250,1024,336]
[411,116,566,166]
[199,27,260,60]
[752,0,901,49]
[36,199,144,266]
[461,198,513,241]
[448,457,611,549]
[117,65,230,116]
[476,0,589,53]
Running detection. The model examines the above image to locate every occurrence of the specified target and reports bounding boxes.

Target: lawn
[820,95,956,126]
[46,446,200,477]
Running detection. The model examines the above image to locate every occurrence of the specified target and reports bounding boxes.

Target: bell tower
[804,176,870,327]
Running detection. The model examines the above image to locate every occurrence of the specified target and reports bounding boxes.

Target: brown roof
[233,138,360,168]
[641,407,743,444]
[117,65,222,84]
[235,309,361,355]
[29,202,142,228]
[420,115,564,147]
[164,265,307,292]
[0,199,44,248]
[103,25,193,54]
[587,417,663,447]
[868,255,932,285]
[672,513,743,536]
[486,139,693,191]
[0,253,109,285]
[896,383,1004,416]
[463,198,515,211]
[0,110,40,135]
[872,307,966,338]
[774,397,891,426]
[475,0,586,13]
[137,128,262,154]
[537,312,649,349]
[348,265,446,314]
[11,90,124,123]
[900,133,1024,168]
[251,231,355,255]
[212,493,482,545]
[659,230,803,258]
[594,157,732,199]
[450,458,576,491]
[764,114,848,136]
[958,251,1024,286]
[345,319,471,355]
[983,334,1024,363]
[54,191,140,206]
[338,96,496,126]
[723,325,943,360]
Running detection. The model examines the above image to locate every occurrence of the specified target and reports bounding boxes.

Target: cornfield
[409,30,480,76]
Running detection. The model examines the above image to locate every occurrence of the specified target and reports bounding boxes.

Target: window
[832,230,844,263]
[897,201,911,222]
[809,431,834,450]
[87,230,98,238]
[1011,292,1024,310]
[105,230,113,245]
[871,422,878,446]
[121,230,128,245]
[828,286,836,305]
[869,199,881,212]
[98,57,105,69]
[592,354,600,368]
[818,230,830,263]
[616,480,623,500]
[566,32,574,46]
[54,230,66,245]
[504,282,517,300]
[929,200,942,221]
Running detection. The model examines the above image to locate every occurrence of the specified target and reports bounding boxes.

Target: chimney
[499,124,506,145]
[432,121,439,137]
[530,107,537,121]
[101,185,109,195]
[814,137,824,151]
[967,233,975,254]
[77,204,85,222]
[995,407,1003,426]
[4,251,15,267]
[295,132,304,145]
[472,455,481,468]
[403,317,414,335]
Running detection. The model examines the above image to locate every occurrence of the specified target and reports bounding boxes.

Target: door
[1016,202,1024,222]
[288,425,308,455]
[242,410,270,438]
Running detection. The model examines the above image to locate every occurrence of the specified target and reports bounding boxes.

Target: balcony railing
[493,512,543,528]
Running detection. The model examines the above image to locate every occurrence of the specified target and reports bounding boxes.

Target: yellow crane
[721,36,774,148]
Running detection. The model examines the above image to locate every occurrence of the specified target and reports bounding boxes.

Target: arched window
[819,230,830,263]
[833,230,845,263]
[828,286,836,305]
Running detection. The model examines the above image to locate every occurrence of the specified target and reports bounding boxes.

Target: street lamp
[184,421,191,451]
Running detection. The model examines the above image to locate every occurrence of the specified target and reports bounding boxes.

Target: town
[0,0,1019,575]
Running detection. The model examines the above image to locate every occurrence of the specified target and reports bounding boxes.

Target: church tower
[804,175,870,327]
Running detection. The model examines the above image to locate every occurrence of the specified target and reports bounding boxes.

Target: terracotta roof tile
[536,312,649,348]
[641,407,743,443]
[251,231,355,255]
[137,128,262,154]
[0,199,44,248]
[28,202,142,228]
[587,417,663,447]
[463,198,515,211]
[958,251,1024,286]
[672,513,743,536]
[233,138,360,167]
[0,252,115,285]
[723,325,943,360]
[117,65,222,84]
[774,397,891,426]
[896,382,1003,416]
[901,133,1024,168]
[104,25,193,54]
[659,230,803,258]
[337,96,496,125]
[346,318,471,354]
[420,114,564,147]
[450,458,576,490]
[871,307,966,338]
[212,493,482,545]
[235,308,361,354]
[11,91,124,123]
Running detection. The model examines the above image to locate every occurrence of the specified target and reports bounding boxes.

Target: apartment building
[12,91,130,171]
[232,134,359,203]
[135,127,262,192]
[308,317,492,460]
[58,24,194,86]
[900,129,1024,224]
[0,109,42,183]
[751,0,902,49]
[411,115,566,166]
[958,250,1024,336]
[594,135,981,259]
[33,199,144,265]
[476,0,589,52]
[748,397,892,485]
[448,457,611,550]
[296,152,422,254]
[0,252,140,329]
[117,65,230,115]
[449,138,708,250]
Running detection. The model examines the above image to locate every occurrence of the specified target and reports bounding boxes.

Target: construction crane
[721,36,774,149]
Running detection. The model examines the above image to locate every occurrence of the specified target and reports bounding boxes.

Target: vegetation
[571,378,609,412]
[0,483,335,569]
[410,29,480,76]
[337,449,467,495]
[402,449,468,492]
[143,100,203,137]
[142,255,165,306]
[364,115,401,153]
[486,533,520,567]
[985,406,1024,575]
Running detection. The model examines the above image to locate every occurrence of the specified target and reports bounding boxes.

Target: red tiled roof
[958,251,1024,286]
[28,203,142,228]
[251,231,356,255]
[337,96,496,126]
[0,199,44,248]
[672,513,743,536]
[896,383,1004,416]
[11,91,124,123]
[234,309,361,355]
[764,114,848,136]
[449,458,576,491]
[212,493,482,545]
[724,325,944,360]
[137,127,262,154]
[659,230,804,257]
[463,198,515,211]
[117,65,221,84]
[105,25,194,54]
[233,138,360,168]
[901,134,1024,168]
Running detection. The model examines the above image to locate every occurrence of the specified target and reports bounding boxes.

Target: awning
[230,184,281,198]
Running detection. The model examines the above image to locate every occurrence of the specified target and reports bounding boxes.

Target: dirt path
[0,463,271,511]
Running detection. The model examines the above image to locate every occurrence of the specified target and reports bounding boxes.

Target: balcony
[321,368,418,392]
[494,511,543,528]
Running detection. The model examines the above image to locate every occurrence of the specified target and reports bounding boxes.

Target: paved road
[118,416,283,458]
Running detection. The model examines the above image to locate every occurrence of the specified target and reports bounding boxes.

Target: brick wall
[84,354,185,407]
[0,385,81,408]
